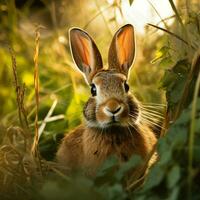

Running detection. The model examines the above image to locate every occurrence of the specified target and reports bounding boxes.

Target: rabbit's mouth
[100,121,126,128]
[107,117,121,126]
[102,111,139,128]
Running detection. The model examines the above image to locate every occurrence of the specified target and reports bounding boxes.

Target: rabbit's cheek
[96,105,110,123]
[126,95,139,118]
[83,98,96,122]
[118,105,129,119]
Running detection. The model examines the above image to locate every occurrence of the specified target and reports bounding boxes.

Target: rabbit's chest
[82,132,136,174]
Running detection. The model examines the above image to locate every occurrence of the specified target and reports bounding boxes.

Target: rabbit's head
[69,24,139,128]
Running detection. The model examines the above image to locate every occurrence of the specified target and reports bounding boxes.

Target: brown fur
[57,124,157,176]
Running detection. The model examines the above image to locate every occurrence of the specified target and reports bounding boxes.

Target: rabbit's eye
[124,82,129,92]
[90,84,97,96]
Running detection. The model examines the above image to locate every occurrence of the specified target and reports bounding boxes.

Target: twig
[29,115,65,127]
[38,99,58,139]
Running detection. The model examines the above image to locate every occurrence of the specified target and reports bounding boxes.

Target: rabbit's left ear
[108,24,135,77]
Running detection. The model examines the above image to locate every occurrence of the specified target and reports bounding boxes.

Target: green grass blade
[168,0,184,28]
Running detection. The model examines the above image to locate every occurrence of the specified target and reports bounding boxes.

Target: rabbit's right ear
[69,28,103,83]
[108,24,135,77]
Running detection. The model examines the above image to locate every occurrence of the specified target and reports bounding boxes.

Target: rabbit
[56,24,158,180]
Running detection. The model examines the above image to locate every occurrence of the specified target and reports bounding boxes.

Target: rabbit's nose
[104,99,123,116]
[106,106,121,115]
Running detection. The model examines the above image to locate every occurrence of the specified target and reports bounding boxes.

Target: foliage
[0,0,200,200]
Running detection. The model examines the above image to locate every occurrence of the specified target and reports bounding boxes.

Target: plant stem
[188,52,200,199]
[168,0,184,28]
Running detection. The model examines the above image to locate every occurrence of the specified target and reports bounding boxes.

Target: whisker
[140,112,164,119]
[138,113,161,123]
[128,122,137,130]
[128,121,149,135]
[127,125,134,138]
[141,102,167,106]
[128,114,137,121]
[127,122,140,137]
[138,106,164,115]
[140,105,166,109]
[140,103,166,107]
[140,114,162,123]
[139,117,165,130]
[129,113,137,118]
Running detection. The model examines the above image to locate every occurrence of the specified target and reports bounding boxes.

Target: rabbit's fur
[57,24,157,178]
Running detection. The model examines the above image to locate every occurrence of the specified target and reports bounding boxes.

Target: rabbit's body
[57,123,157,176]
[57,24,158,178]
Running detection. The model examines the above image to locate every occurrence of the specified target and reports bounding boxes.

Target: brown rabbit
[56,24,157,179]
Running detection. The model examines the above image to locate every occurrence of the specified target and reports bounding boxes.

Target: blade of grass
[168,0,184,28]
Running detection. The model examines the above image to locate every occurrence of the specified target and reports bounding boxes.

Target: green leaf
[115,155,142,181]
[151,46,170,64]
[142,165,164,191]
[172,59,189,74]
[168,126,187,147]
[169,77,185,103]
[159,56,173,68]
[95,156,118,185]
[159,150,172,165]
[107,184,127,200]
[168,186,180,200]
[160,70,177,90]
[167,165,180,188]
